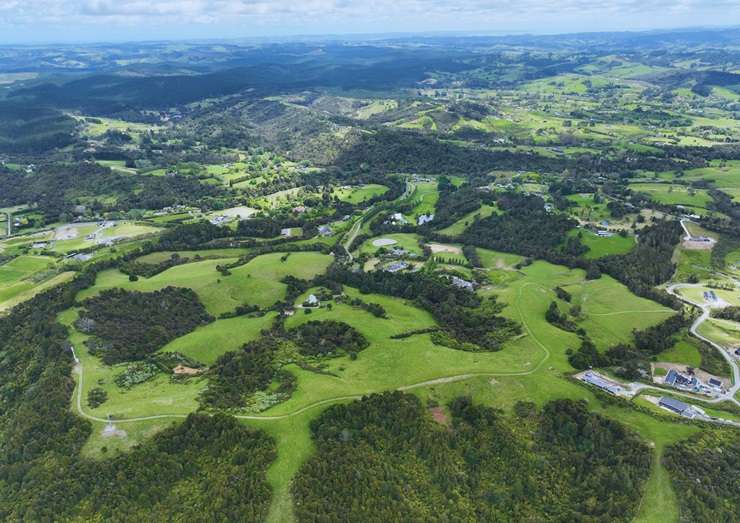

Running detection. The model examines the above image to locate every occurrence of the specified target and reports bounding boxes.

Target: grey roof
[659,396,689,413]
[583,372,622,394]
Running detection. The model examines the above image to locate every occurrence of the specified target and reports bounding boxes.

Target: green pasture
[136,248,250,264]
[572,229,635,259]
[77,252,333,316]
[679,161,740,201]
[332,184,388,204]
[673,247,714,282]
[436,204,497,236]
[359,233,424,257]
[629,183,712,208]
[558,273,675,350]
[160,313,277,365]
[657,337,703,368]
[68,255,703,523]
[406,181,439,219]
[698,318,740,349]
[566,193,613,223]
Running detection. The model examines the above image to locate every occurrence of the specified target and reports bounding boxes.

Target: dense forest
[0,102,77,153]
[462,193,586,262]
[0,163,228,221]
[293,392,651,522]
[0,272,275,521]
[290,320,369,358]
[3,413,276,521]
[663,429,740,522]
[200,337,283,409]
[77,287,213,363]
[597,220,683,306]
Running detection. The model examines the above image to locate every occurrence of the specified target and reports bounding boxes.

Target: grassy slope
[160,312,277,365]
[77,252,333,316]
[332,184,388,204]
[359,233,424,256]
[436,204,497,236]
[628,182,712,208]
[576,230,635,259]
[67,251,696,523]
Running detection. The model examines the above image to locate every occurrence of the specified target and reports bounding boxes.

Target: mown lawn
[574,229,635,259]
[657,337,702,368]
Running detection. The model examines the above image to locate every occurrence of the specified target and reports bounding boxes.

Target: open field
[677,161,740,201]
[628,182,712,208]
[573,229,635,259]
[66,254,697,522]
[0,257,75,312]
[332,184,388,204]
[698,318,740,349]
[657,337,703,368]
[160,312,277,365]
[136,248,251,264]
[77,251,333,316]
[673,245,714,282]
[566,193,613,223]
[359,233,424,257]
[436,204,497,236]
[405,181,439,220]
[557,272,675,350]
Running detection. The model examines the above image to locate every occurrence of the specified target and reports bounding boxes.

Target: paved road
[664,282,740,406]
[341,207,371,262]
[71,247,739,427]
[341,180,414,262]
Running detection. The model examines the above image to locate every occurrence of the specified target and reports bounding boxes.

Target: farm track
[73,282,553,424]
[72,267,740,426]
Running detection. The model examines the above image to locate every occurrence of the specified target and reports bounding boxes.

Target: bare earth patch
[54,225,79,241]
[173,364,202,375]
[427,243,462,255]
[429,407,450,427]
[682,239,715,250]
[651,362,730,388]
[102,423,127,439]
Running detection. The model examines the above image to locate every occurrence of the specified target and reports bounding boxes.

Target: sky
[1,0,740,44]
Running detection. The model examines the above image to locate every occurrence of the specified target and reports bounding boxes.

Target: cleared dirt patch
[429,407,450,427]
[173,364,202,375]
[102,423,127,439]
[651,362,730,388]
[55,225,80,241]
[682,239,715,250]
[427,243,462,255]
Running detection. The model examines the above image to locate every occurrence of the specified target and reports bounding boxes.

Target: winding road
[663,282,740,406]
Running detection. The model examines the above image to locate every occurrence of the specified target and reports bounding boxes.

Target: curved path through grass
[73,282,553,424]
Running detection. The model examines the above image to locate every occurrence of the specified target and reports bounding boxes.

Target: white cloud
[1,0,739,40]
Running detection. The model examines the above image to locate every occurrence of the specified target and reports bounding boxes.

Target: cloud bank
[1,0,739,42]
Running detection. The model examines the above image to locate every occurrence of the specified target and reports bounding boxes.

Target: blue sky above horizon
[1,0,739,44]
